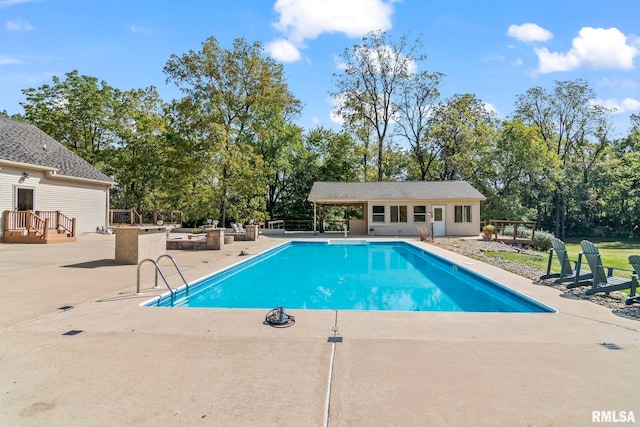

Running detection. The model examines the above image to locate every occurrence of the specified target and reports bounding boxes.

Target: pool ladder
[136,254,189,302]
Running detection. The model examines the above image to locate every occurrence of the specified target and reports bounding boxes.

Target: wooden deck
[2,210,77,244]
[2,228,76,244]
[493,235,533,246]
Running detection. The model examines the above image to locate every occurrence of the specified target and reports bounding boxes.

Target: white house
[307,181,486,237]
[0,117,114,242]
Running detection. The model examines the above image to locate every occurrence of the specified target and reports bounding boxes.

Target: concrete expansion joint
[324,310,340,427]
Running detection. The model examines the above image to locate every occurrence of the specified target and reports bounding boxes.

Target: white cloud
[351,43,417,76]
[0,0,37,7]
[0,54,20,65]
[592,97,640,114]
[329,94,345,125]
[483,102,499,117]
[333,55,348,70]
[129,25,151,34]
[265,38,301,62]
[536,27,639,73]
[268,0,396,62]
[598,77,639,91]
[274,0,394,42]
[6,18,33,31]
[507,23,553,42]
[329,109,344,125]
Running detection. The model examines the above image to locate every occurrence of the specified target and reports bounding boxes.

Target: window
[390,205,407,223]
[454,205,472,223]
[413,205,426,222]
[372,205,385,223]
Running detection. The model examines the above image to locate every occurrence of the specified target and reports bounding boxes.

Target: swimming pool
[144,241,554,313]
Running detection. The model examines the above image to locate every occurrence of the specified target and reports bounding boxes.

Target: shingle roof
[0,116,113,183]
[308,181,486,202]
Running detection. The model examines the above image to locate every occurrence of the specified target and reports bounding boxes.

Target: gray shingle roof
[308,181,486,202]
[0,116,113,183]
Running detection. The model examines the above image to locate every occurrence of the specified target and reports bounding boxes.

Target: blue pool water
[146,241,553,312]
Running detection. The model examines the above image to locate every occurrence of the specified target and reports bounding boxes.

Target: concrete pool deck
[1,234,639,426]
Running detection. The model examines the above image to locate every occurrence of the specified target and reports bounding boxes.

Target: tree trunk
[377,139,383,181]
[554,194,565,240]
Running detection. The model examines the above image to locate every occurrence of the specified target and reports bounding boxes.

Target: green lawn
[485,238,640,280]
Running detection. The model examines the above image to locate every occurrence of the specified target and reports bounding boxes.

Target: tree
[305,127,361,182]
[0,110,24,120]
[108,87,171,212]
[272,127,362,220]
[482,120,560,221]
[584,116,640,236]
[333,31,426,181]
[429,93,497,186]
[249,105,303,220]
[513,79,613,238]
[21,70,120,165]
[164,37,301,226]
[395,70,444,180]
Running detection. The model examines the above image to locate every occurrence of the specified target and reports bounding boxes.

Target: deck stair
[2,210,77,244]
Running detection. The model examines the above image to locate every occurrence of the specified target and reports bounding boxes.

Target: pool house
[307,181,486,237]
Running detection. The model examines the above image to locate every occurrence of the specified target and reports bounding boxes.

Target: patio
[0,234,639,426]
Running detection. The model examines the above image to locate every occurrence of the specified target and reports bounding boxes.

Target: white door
[432,206,445,236]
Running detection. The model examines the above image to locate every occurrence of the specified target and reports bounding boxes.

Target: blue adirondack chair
[540,238,592,285]
[624,255,640,305]
[577,240,636,296]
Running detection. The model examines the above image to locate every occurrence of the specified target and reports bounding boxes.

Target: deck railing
[2,210,58,239]
[34,210,76,236]
[109,209,183,226]
[152,210,183,225]
[110,208,143,226]
[281,219,313,231]
[488,219,537,242]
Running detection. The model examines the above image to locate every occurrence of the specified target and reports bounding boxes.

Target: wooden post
[25,210,32,231]
[531,222,536,242]
[71,218,77,237]
[43,218,49,240]
[428,212,434,242]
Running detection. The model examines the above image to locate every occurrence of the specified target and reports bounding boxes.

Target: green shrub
[482,224,495,239]
[531,230,554,251]
[502,225,533,239]
[192,228,204,234]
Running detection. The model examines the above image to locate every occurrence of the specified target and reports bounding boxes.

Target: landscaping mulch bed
[429,237,640,320]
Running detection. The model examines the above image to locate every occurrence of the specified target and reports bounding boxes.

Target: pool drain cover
[599,342,622,350]
[327,336,343,343]
[62,330,83,336]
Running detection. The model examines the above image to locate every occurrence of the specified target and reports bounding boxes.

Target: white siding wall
[367,201,430,236]
[38,178,108,234]
[444,201,481,236]
[0,168,26,212]
[367,199,481,237]
[0,166,109,236]
[0,168,38,236]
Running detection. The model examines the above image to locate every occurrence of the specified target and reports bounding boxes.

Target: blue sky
[1,0,639,137]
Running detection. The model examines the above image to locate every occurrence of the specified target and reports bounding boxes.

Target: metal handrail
[136,259,175,303]
[156,254,189,296]
[136,255,190,305]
